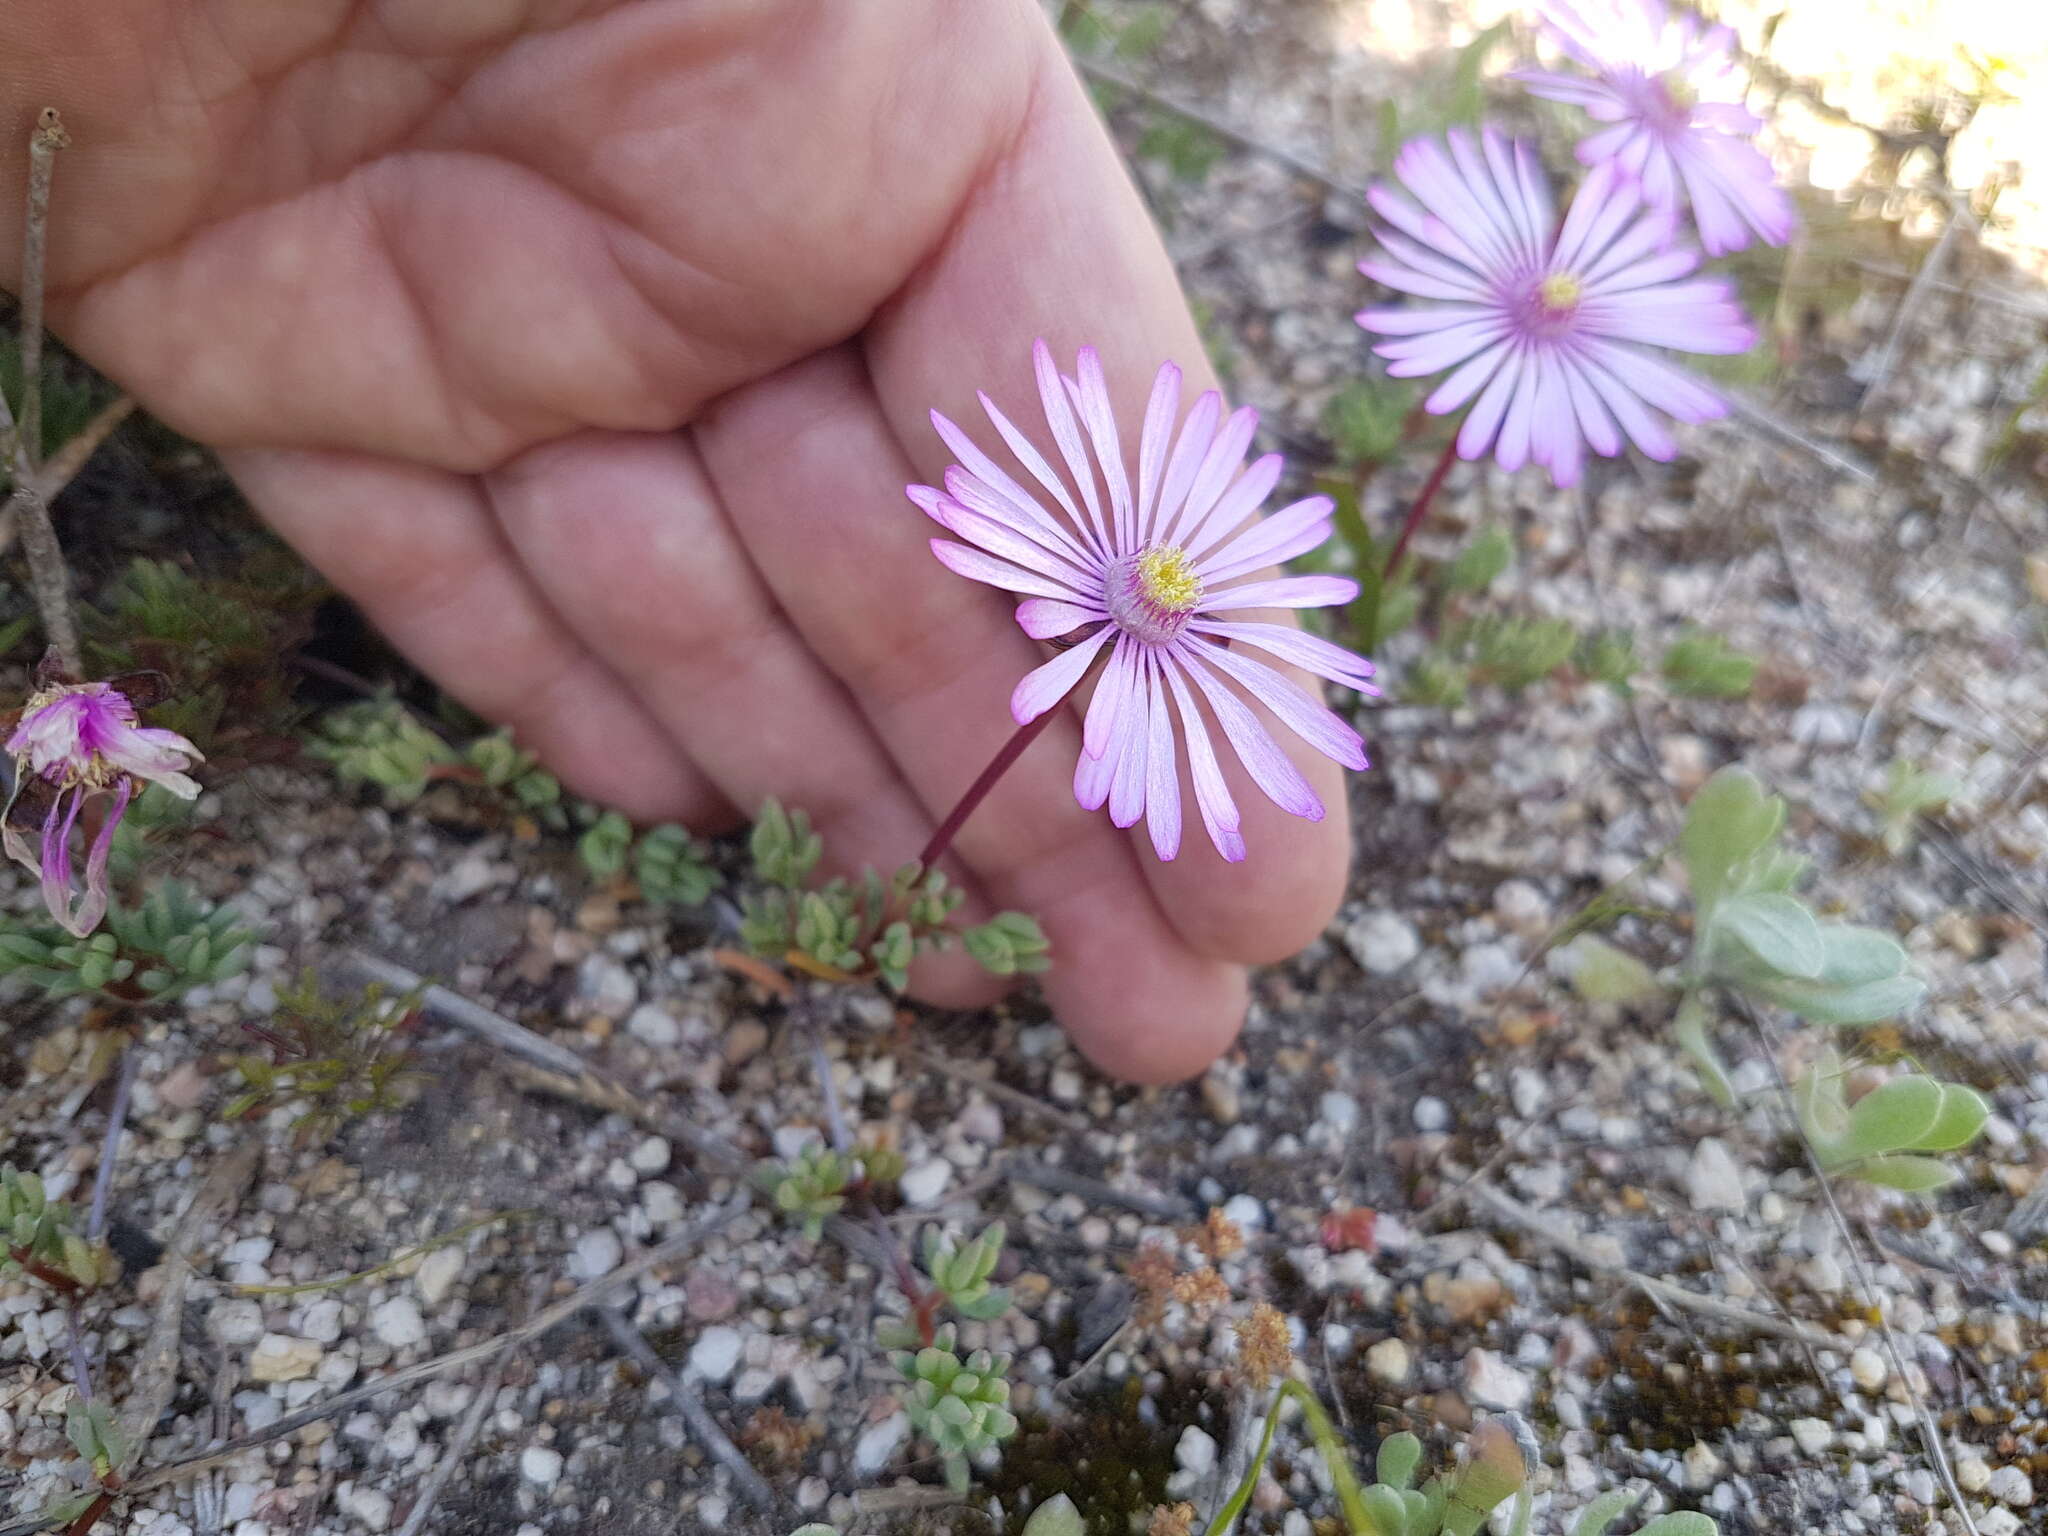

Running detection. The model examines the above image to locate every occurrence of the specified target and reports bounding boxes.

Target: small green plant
[84,555,315,750]
[1579,628,1641,694]
[1660,628,1756,698]
[0,882,255,1004]
[1443,526,1514,595]
[226,972,426,1146]
[307,696,459,803]
[1794,1048,1990,1192]
[65,1398,131,1486]
[762,1144,850,1240]
[633,823,720,907]
[1326,376,1418,470]
[1867,758,1959,856]
[577,809,634,878]
[1,1166,116,1294]
[889,1324,1019,1494]
[466,729,570,827]
[1566,767,1924,1105]
[920,1221,1013,1321]
[1443,611,1579,692]
[740,798,1045,988]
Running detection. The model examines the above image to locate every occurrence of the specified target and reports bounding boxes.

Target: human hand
[0,0,1351,1081]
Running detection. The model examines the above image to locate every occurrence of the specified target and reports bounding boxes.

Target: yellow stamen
[1137,546,1203,612]
[1539,272,1583,312]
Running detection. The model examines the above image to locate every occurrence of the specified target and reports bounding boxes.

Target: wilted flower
[3,678,202,936]
[1511,0,1795,255]
[1356,129,1756,487]
[913,341,1376,863]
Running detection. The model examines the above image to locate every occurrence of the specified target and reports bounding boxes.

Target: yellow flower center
[1136,546,1203,613]
[1539,272,1583,313]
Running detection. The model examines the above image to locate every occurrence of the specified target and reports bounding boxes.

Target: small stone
[1684,1441,1724,1490]
[1978,1510,2022,1536]
[1222,1193,1265,1230]
[1365,1338,1411,1386]
[689,1326,743,1384]
[796,1477,829,1511]
[852,1412,909,1476]
[520,1446,563,1487]
[1687,1138,1747,1212]
[370,1297,427,1350]
[723,1020,769,1066]
[630,1136,672,1175]
[570,1228,624,1280]
[298,1299,343,1344]
[337,1485,393,1533]
[626,1005,681,1047]
[1788,1418,1832,1456]
[1317,1092,1360,1136]
[1175,1425,1218,1478]
[249,1334,323,1383]
[1460,1349,1531,1411]
[1344,910,1422,975]
[1201,1069,1241,1126]
[1988,1465,2034,1506]
[1958,1455,1993,1493]
[574,954,637,1019]
[899,1159,953,1207]
[1902,1469,1937,1505]
[211,1299,266,1346]
[1799,1253,1845,1293]
[1492,880,1550,937]
[415,1247,465,1307]
[1413,1097,1450,1133]
[1990,1312,2024,1356]
[1848,1346,1886,1393]
[233,1390,283,1431]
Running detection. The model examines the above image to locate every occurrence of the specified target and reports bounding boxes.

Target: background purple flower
[1356,129,1756,487]
[1512,0,1795,255]
[913,341,1376,863]
[4,681,203,936]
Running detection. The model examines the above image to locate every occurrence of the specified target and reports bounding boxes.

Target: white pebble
[1344,910,1421,975]
[630,1136,672,1175]
[520,1446,563,1487]
[1222,1193,1265,1230]
[689,1325,743,1384]
[570,1228,624,1280]
[852,1412,909,1476]
[1413,1097,1450,1133]
[899,1159,953,1208]
[1175,1425,1218,1478]
[1848,1346,1887,1393]
[414,1246,465,1306]
[1686,1138,1747,1212]
[626,1004,681,1047]
[1317,1092,1361,1136]
[337,1484,393,1532]
[1788,1418,1832,1456]
[369,1298,427,1349]
[1460,1349,1531,1411]
[1988,1465,2034,1506]
[1365,1338,1410,1385]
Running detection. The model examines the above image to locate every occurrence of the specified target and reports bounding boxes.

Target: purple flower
[1355,129,1756,487]
[912,341,1376,863]
[1511,0,1795,255]
[4,680,202,936]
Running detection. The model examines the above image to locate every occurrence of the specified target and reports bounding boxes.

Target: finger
[694,347,1246,1083]
[222,446,728,826]
[862,23,1353,965]
[477,428,1002,1010]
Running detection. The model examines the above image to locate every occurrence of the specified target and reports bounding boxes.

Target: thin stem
[1381,433,1460,583]
[87,1047,139,1241]
[917,705,1064,872]
[20,109,67,477]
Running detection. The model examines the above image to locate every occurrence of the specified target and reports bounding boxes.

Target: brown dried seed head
[1127,1240,1180,1327]
[1234,1302,1293,1390]
[1147,1502,1197,1536]
[1172,1265,1232,1319]
[1190,1207,1245,1261]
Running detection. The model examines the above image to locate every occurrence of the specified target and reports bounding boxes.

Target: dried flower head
[1357,129,1755,486]
[1127,1240,1180,1327]
[1189,1206,1245,1261]
[4,675,202,937]
[1148,1502,1198,1536]
[1172,1265,1231,1319]
[1233,1301,1294,1390]
[914,341,1378,862]
[1511,0,1795,255]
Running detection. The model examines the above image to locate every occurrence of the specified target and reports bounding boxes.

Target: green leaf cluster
[0,882,254,1003]
[226,971,425,1145]
[761,1144,850,1240]
[84,556,316,750]
[1326,376,1418,470]
[307,696,459,803]
[65,1398,132,1484]
[1,1167,116,1292]
[1795,1048,1990,1192]
[1570,1494,1719,1536]
[920,1221,1013,1322]
[890,1324,1018,1494]
[739,800,1044,987]
[1661,629,1756,698]
[1869,758,1958,856]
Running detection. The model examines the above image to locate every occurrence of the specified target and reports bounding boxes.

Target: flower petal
[1163,660,1245,861]
[1190,620,1380,693]
[1192,639,1371,772]
[1141,658,1182,861]
[1010,624,1116,725]
[1196,574,1359,612]
[1173,647,1324,821]
[1015,599,1107,640]
[929,539,1091,604]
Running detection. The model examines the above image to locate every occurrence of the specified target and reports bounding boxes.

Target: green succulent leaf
[1711,892,1826,981]
[1635,1515,1721,1536]
[1377,1431,1424,1491]
[1852,1154,1958,1193]
[1750,971,1925,1027]
[1916,1084,1991,1152]
[1564,935,1664,1006]
[1020,1495,1086,1536]
[1836,1075,1946,1162]
[1569,1492,1639,1536]
[1680,767,1784,919]
[1445,527,1514,594]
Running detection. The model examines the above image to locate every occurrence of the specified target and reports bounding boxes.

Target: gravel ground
[6,4,2048,1536]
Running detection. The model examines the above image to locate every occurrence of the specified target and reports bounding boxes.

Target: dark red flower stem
[916,706,1063,873]
[1381,434,1462,583]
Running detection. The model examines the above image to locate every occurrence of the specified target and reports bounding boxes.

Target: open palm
[1,0,1352,1081]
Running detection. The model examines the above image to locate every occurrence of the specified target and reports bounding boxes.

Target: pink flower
[1355,129,1756,487]
[1511,0,1795,255]
[912,341,1376,863]
[4,680,203,936]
